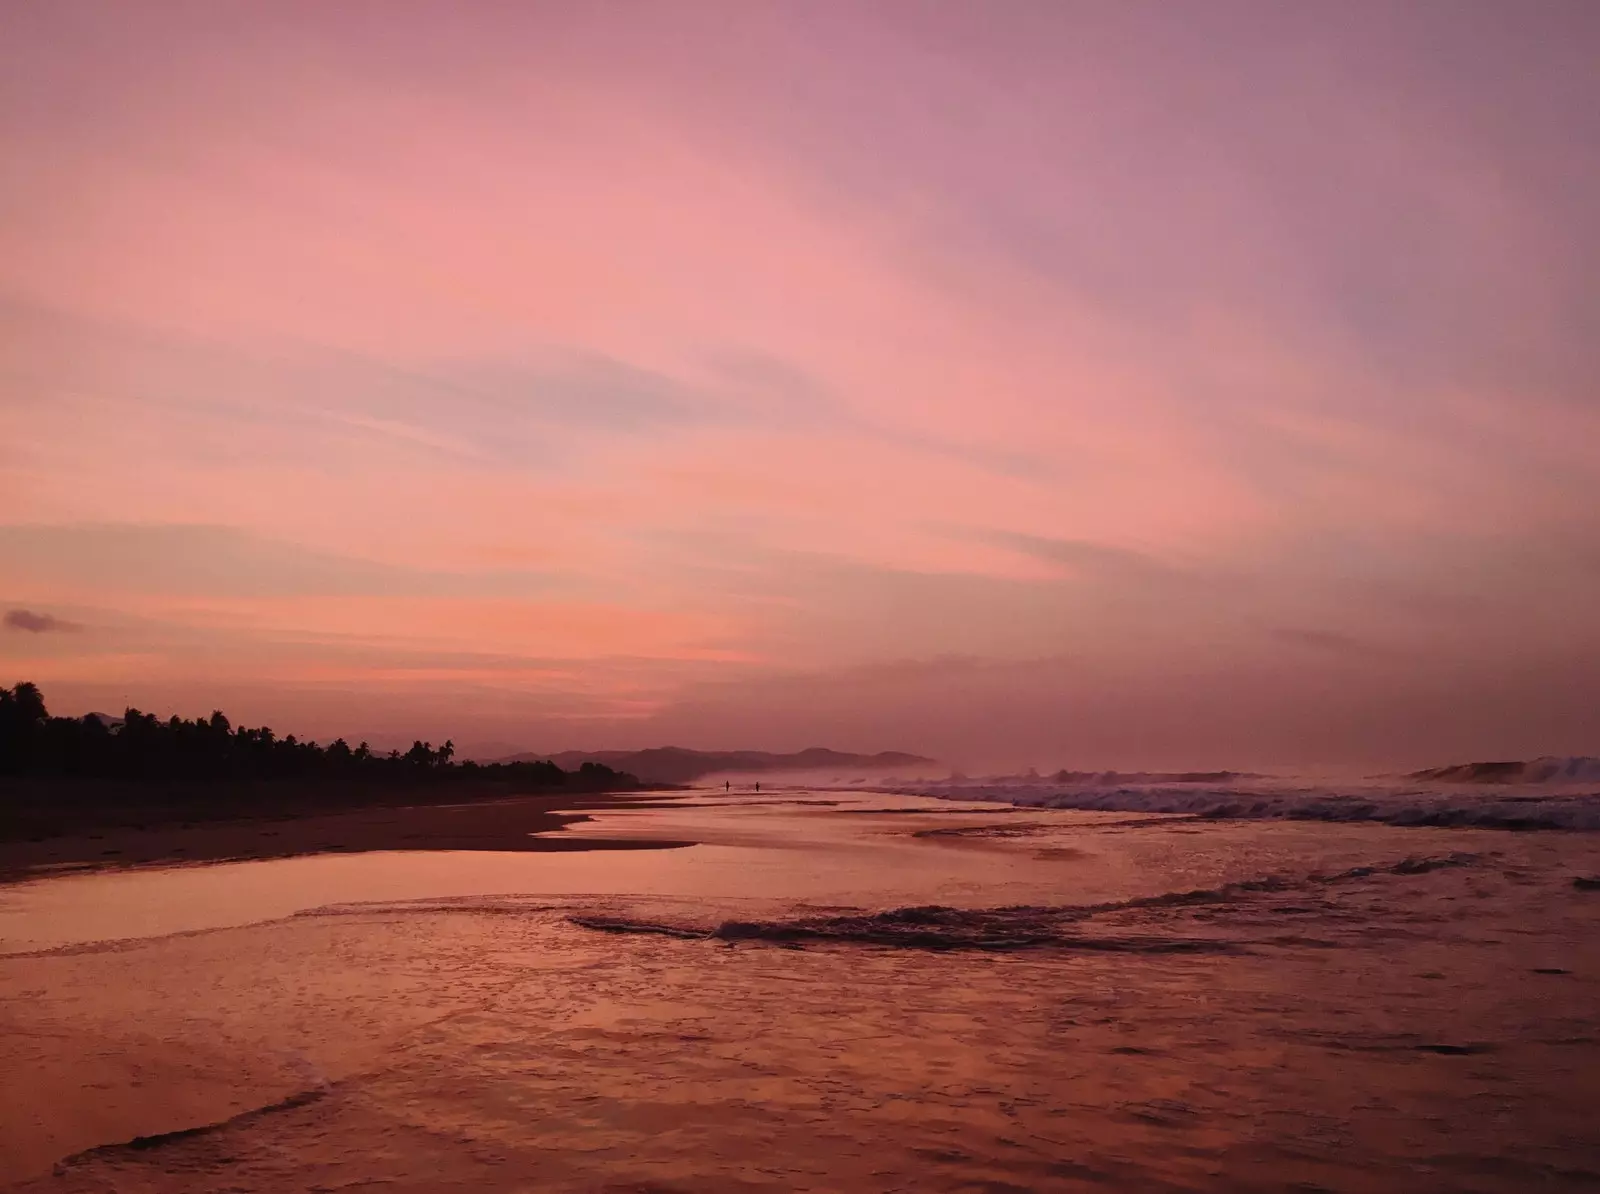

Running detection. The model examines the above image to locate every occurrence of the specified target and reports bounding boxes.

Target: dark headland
[0,681,688,881]
[501,745,937,785]
[0,682,929,882]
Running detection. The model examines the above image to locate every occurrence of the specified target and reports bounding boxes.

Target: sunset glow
[4,2,1597,767]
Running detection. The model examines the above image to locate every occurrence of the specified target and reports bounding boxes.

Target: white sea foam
[885,773,1600,831]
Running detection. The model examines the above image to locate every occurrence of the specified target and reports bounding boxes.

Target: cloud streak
[4,609,81,634]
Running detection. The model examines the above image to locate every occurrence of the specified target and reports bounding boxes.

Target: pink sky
[3,2,1598,769]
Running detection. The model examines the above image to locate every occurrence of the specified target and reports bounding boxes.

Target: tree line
[0,681,631,788]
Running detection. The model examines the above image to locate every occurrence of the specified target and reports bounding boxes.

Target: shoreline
[0,788,699,885]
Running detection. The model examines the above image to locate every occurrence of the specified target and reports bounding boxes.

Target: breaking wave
[571,853,1481,951]
[886,777,1600,831]
[573,907,1234,952]
[1408,756,1600,784]
[53,1086,332,1173]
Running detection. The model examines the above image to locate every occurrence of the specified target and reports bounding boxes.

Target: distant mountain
[1407,756,1600,784]
[1049,769,1261,785]
[495,746,937,786]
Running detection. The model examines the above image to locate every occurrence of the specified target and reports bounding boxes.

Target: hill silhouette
[500,746,937,786]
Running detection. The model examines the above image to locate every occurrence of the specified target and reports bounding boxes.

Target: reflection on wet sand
[2,790,1598,1191]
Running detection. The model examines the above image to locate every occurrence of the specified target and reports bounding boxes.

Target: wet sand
[2,791,1598,1191]
[0,790,694,882]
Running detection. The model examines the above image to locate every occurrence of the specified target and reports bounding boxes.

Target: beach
[3,786,1598,1191]
[0,789,691,883]
[7,4,1599,1188]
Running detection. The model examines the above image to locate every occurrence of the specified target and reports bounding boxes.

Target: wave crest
[888,780,1600,831]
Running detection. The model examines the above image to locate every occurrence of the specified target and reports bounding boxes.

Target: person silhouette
[724,780,730,792]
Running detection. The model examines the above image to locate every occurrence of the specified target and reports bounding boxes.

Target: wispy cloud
[940,527,1177,582]
[704,347,1057,480]
[4,608,82,634]
[1267,626,1399,661]
[0,524,562,601]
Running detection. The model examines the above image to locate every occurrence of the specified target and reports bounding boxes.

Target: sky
[3,1,1598,770]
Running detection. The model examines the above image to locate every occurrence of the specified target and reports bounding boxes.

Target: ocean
[2,784,1597,1191]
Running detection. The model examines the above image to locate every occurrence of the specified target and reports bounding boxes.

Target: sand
[0,790,695,882]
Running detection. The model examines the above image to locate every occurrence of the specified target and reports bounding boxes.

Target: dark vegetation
[0,681,642,842]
